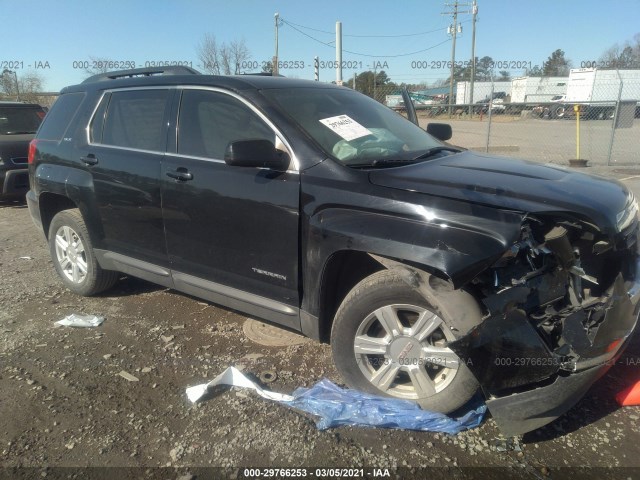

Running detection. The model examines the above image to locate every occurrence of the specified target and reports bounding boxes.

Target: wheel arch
[39,192,78,240]
[314,249,459,343]
[302,204,519,340]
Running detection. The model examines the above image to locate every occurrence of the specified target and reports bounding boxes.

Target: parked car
[0,101,46,199]
[27,67,640,436]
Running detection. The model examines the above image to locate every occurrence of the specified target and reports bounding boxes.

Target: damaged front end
[449,210,640,436]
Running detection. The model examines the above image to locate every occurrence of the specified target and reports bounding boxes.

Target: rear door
[162,88,300,327]
[78,88,173,270]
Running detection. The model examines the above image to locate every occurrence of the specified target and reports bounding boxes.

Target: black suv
[27,67,640,436]
[0,101,46,199]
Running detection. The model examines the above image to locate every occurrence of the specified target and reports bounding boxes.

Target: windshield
[0,107,44,135]
[262,87,443,166]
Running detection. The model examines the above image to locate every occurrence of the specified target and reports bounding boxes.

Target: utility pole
[274,13,279,76]
[3,70,20,101]
[447,2,459,116]
[443,1,472,115]
[14,71,20,101]
[373,65,377,100]
[336,21,343,85]
[468,0,478,115]
[314,56,319,81]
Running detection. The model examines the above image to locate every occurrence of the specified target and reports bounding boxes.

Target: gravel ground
[1,168,640,479]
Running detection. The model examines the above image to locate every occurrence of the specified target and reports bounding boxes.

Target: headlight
[617,192,639,232]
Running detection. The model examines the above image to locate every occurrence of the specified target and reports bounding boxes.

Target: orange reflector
[606,339,622,353]
[616,380,640,406]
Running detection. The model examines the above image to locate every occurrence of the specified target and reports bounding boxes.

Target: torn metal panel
[591,275,635,349]
[482,287,530,315]
[448,309,560,392]
[562,310,593,354]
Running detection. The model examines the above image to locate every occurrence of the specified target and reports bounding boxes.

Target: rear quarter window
[37,92,85,141]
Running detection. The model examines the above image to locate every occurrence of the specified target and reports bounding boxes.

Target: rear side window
[37,93,85,140]
[101,89,170,151]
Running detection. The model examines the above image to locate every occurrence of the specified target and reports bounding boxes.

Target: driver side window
[178,90,275,160]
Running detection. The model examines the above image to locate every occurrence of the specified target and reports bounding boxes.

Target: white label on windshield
[319,115,372,141]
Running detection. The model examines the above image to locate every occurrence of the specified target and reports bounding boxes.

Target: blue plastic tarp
[187,367,486,434]
[287,378,486,434]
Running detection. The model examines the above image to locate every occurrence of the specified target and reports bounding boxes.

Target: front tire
[331,270,483,413]
[48,209,119,296]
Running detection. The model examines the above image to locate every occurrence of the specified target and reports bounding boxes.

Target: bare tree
[599,37,640,69]
[197,34,251,75]
[1,70,45,103]
[197,34,222,74]
[84,56,115,77]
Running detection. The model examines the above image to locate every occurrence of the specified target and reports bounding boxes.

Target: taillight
[28,139,39,164]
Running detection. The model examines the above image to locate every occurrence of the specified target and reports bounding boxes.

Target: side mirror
[224,139,289,171]
[426,123,452,142]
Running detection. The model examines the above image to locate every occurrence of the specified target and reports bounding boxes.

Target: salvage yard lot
[418,115,640,166]
[1,184,640,478]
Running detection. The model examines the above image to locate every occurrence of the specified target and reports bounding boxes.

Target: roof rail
[82,66,201,84]
[240,72,286,77]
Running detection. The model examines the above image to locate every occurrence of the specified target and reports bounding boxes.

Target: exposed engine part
[543,226,575,268]
[476,215,636,372]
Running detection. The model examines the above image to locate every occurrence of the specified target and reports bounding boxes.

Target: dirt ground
[2,174,640,479]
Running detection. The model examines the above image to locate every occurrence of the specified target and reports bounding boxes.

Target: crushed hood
[369,151,630,235]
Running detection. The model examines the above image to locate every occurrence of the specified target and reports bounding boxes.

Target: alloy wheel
[353,304,460,399]
[54,225,88,284]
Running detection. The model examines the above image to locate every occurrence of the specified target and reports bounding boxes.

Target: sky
[2,0,640,91]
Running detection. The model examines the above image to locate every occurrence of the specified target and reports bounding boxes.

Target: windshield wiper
[412,146,461,160]
[3,131,37,135]
[347,146,462,169]
[348,158,419,168]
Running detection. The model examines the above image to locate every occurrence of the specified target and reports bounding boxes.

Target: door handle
[166,168,193,181]
[80,154,98,166]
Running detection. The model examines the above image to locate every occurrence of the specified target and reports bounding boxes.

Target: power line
[281,20,452,58]
[283,18,464,38]
[344,39,452,58]
[281,20,334,47]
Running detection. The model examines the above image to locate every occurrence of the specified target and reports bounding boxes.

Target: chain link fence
[352,70,640,167]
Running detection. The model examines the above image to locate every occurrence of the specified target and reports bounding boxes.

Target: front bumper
[450,257,640,436]
[484,364,610,437]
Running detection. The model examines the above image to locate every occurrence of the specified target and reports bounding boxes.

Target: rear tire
[331,270,483,413]
[48,209,119,296]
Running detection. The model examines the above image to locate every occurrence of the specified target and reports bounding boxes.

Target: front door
[161,88,300,327]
